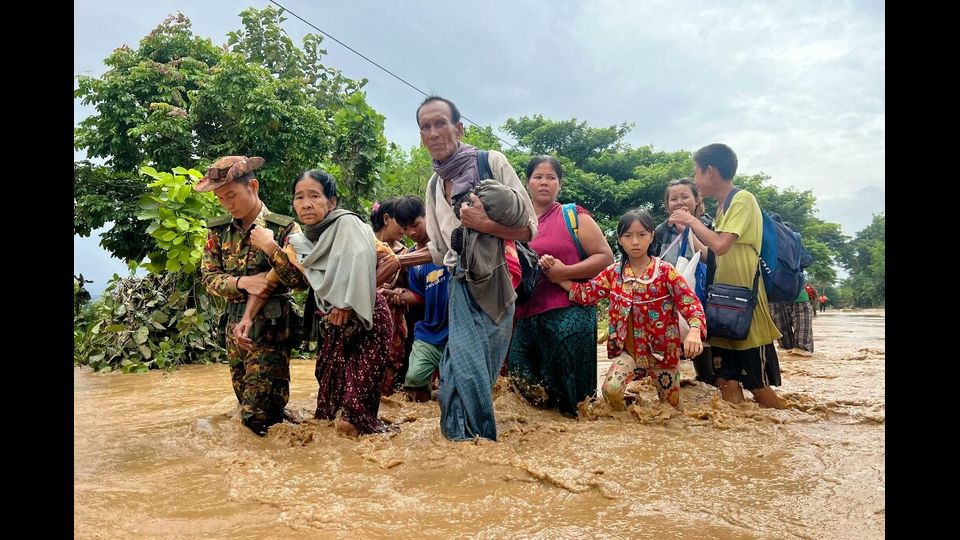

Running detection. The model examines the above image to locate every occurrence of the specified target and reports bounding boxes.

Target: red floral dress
[569,258,706,369]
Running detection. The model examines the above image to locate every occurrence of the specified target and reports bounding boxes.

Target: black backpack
[476,150,541,304]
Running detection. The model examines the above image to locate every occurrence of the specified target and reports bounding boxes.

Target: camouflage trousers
[225,318,291,435]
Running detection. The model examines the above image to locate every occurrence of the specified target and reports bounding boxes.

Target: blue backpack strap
[722,187,740,212]
[679,225,691,256]
[721,187,763,272]
[476,150,493,180]
[562,202,587,260]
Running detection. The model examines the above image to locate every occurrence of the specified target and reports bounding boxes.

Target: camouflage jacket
[201,203,308,303]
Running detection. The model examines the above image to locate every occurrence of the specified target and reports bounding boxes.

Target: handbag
[514,241,542,304]
[704,264,760,341]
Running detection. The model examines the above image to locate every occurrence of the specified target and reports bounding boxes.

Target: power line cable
[268,0,518,150]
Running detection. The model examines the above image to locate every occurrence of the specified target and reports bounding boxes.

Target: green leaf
[138,344,153,359]
[134,326,149,344]
[105,324,125,333]
[183,308,197,317]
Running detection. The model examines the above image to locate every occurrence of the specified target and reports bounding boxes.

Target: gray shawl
[433,143,480,203]
[286,209,378,329]
[460,179,532,323]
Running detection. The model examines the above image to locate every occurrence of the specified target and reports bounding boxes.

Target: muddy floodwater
[75,309,884,538]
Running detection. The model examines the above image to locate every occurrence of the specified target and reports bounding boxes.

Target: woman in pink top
[506,156,614,416]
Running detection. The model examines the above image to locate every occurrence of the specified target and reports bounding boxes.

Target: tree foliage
[378,143,432,201]
[74,272,225,372]
[837,213,885,307]
[75,165,227,372]
[73,7,390,370]
[137,166,222,274]
[74,161,151,261]
[74,7,385,262]
[503,115,632,166]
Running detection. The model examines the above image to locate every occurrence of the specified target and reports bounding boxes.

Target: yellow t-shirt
[709,190,781,350]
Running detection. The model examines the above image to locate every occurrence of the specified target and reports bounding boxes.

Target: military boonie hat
[194,155,266,192]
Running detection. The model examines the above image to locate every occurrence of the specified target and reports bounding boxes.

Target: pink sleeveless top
[516,202,587,319]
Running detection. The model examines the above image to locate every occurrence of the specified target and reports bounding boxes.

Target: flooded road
[75,309,884,538]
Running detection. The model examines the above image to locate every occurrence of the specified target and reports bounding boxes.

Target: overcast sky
[75,0,884,295]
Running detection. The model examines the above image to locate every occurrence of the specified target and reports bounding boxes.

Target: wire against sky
[268,0,610,200]
[268,0,518,150]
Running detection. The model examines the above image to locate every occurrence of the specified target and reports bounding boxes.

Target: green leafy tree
[226,7,367,108]
[462,125,504,153]
[379,143,432,200]
[74,7,385,263]
[503,115,632,166]
[74,13,221,173]
[838,213,885,307]
[74,162,152,261]
[75,165,227,371]
[73,7,390,371]
[74,272,225,372]
[330,92,387,210]
[137,166,222,274]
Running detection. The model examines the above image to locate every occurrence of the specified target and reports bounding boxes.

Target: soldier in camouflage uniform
[196,156,308,436]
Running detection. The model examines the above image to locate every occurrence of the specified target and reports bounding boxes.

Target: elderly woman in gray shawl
[245,169,394,436]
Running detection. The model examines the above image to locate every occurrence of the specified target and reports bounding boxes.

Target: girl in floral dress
[546,209,706,409]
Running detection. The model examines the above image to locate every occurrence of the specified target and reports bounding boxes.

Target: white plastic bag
[674,249,700,337]
[675,249,701,293]
[662,226,703,339]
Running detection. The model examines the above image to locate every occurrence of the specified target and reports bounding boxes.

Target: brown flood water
[75,309,884,538]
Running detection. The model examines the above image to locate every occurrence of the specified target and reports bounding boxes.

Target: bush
[74,271,225,372]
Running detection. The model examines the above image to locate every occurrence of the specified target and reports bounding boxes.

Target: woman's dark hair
[525,155,564,181]
[391,195,426,227]
[293,169,338,200]
[663,178,704,217]
[616,209,656,276]
[369,197,399,232]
